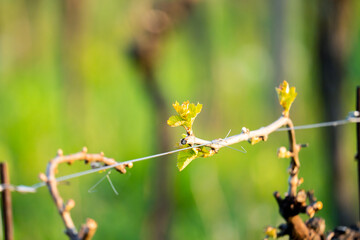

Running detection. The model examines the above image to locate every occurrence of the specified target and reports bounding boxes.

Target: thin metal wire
[224,145,247,153]
[4,115,360,193]
[106,172,119,195]
[48,117,360,185]
[56,143,211,183]
[213,139,247,153]
[88,171,111,193]
[0,184,37,193]
[28,143,211,191]
[221,130,247,153]
[225,129,232,139]
[276,118,360,132]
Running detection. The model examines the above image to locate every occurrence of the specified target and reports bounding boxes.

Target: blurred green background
[0,0,360,239]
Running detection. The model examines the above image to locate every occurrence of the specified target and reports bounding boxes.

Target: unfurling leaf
[168,101,215,171]
[277,146,291,158]
[276,81,297,116]
[167,115,185,127]
[167,101,202,135]
[177,148,198,171]
[198,146,216,158]
[249,136,267,145]
[176,146,216,171]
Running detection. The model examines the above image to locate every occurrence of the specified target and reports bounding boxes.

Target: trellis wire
[28,142,211,191]
[3,114,360,194]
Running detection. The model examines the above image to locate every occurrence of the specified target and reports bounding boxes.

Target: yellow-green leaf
[169,101,213,171]
[276,81,297,116]
[167,115,185,127]
[195,104,203,115]
[176,146,217,171]
[177,148,199,171]
[198,146,216,158]
[168,101,203,134]
[172,101,190,119]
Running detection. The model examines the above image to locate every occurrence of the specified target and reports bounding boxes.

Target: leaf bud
[38,173,48,182]
[82,147,88,153]
[57,149,63,156]
[314,201,323,211]
[297,177,304,186]
[65,199,75,211]
[265,226,277,238]
[306,206,315,218]
[277,147,291,158]
[241,127,250,134]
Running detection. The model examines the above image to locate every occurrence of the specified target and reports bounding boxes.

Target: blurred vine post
[128,1,199,239]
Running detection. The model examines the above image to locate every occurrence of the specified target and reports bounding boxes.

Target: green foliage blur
[0,1,359,239]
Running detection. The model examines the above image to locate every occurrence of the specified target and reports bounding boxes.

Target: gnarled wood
[40,147,132,240]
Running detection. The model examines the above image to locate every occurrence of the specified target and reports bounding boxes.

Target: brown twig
[39,147,132,240]
[286,119,301,197]
[177,110,326,239]
[0,163,13,240]
[182,112,324,239]
[182,116,291,151]
[270,118,324,239]
[356,86,360,219]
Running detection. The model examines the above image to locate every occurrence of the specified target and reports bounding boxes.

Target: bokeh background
[0,0,360,239]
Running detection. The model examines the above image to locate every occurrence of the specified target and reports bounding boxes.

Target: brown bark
[269,118,324,240]
[41,148,132,240]
[0,163,13,240]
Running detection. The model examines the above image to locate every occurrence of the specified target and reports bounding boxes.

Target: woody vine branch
[39,147,133,240]
[167,80,298,172]
[169,81,324,239]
